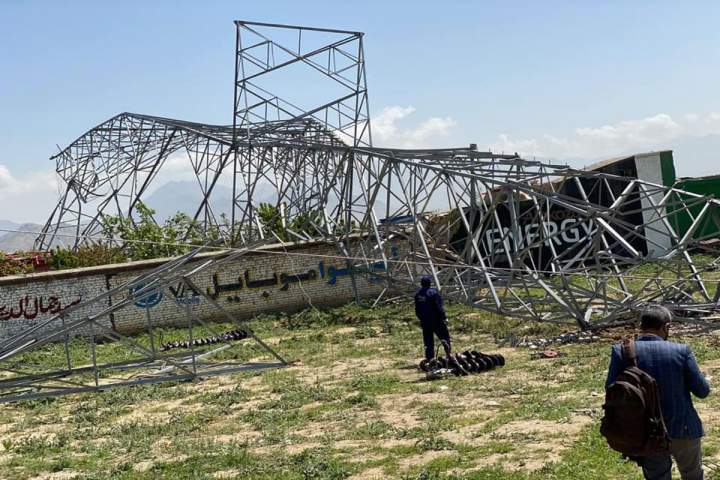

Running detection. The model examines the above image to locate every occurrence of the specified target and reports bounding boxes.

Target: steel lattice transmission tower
[34,21,720,330]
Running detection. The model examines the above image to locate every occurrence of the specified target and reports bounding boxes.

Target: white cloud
[372,106,415,141]
[372,105,456,148]
[0,165,60,223]
[489,112,720,160]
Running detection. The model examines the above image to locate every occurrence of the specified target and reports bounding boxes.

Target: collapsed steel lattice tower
[35,21,720,329]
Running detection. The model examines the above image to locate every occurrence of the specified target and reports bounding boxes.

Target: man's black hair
[640,305,673,330]
[420,275,432,287]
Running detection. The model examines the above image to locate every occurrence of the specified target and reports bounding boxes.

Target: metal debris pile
[506,331,601,349]
[503,320,720,354]
[36,22,720,332]
[419,350,505,378]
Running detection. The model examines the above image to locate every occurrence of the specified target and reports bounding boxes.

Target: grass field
[1,302,720,479]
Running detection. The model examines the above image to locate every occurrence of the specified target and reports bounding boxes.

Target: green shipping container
[671,174,720,242]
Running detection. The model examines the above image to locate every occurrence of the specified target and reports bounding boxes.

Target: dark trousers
[641,437,703,480]
[421,318,451,360]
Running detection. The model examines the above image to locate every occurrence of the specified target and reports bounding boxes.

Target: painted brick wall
[0,240,396,342]
[0,269,109,341]
[108,241,387,336]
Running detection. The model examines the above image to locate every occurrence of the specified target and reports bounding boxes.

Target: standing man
[415,275,451,360]
[605,305,710,480]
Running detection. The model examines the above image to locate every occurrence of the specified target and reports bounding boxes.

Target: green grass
[0,301,719,479]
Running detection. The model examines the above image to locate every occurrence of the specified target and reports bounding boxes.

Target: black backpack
[600,339,670,457]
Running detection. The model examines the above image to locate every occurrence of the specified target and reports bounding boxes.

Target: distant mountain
[144,181,234,222]
[144,180,278,222]
[0,222,76,253]
[0,223,43,252]
[0,179,283,252]
[0,220,22,241]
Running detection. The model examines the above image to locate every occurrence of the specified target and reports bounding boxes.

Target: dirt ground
[1,306,719,479]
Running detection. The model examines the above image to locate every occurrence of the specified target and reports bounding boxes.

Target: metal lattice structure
[6,19,718,403]
[0,243,289,403]
[35,21,720,330]
[2,19,718,403]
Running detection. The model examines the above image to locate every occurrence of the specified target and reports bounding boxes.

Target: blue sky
[1,1,719,221]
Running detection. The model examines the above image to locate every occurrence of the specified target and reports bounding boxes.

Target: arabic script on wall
[207,260,389,300]
[0,295,82,321]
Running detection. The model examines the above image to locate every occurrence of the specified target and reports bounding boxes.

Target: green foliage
[0,252,33,276]
[279,303,411,330]
[256,202,286,241]
[289,209,323,238]
[256,201,352,243]
[0,201,350,277]
[51,244,127,270]
[295,448,352,480]
[101,201,204,260]
[415,436,455,452]
[0,202,212,276]
[257,202,324,242]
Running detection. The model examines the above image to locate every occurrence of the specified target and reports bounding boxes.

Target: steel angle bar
[522,266,587,326]
[594,217,641,258]
[0,248,205,361]
[0,362,283,405]
[678,202,711,247]
[444,187,501,307]
[639,187,712,301]
[0,261,285,403]
[182,277,287,365]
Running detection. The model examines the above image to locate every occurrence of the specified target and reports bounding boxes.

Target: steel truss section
[33,19,720,337]
[0,243,288,404]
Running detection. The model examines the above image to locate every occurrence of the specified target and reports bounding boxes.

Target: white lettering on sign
[484,220,597,255]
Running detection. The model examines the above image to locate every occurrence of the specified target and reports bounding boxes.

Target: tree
[256,203,324,242]
[101,202,203,260]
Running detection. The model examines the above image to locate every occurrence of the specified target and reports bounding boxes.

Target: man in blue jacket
[415,275,451,360]
[606,305,710,480]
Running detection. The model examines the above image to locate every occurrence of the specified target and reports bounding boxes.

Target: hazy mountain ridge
[0,223,43,252]
[144,180,278,222]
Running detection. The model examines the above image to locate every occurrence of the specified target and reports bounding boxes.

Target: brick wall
[0,268,109,341]
[0,240,396,342]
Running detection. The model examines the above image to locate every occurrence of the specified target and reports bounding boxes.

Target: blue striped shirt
[605,334,710,439]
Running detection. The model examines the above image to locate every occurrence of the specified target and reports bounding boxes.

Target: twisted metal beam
[34,20,720,331]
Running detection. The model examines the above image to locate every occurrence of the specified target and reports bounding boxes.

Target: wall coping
[0,238,338,286]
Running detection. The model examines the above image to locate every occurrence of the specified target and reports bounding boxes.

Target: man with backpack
[415,275,452,361]
[604,305,710,480]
